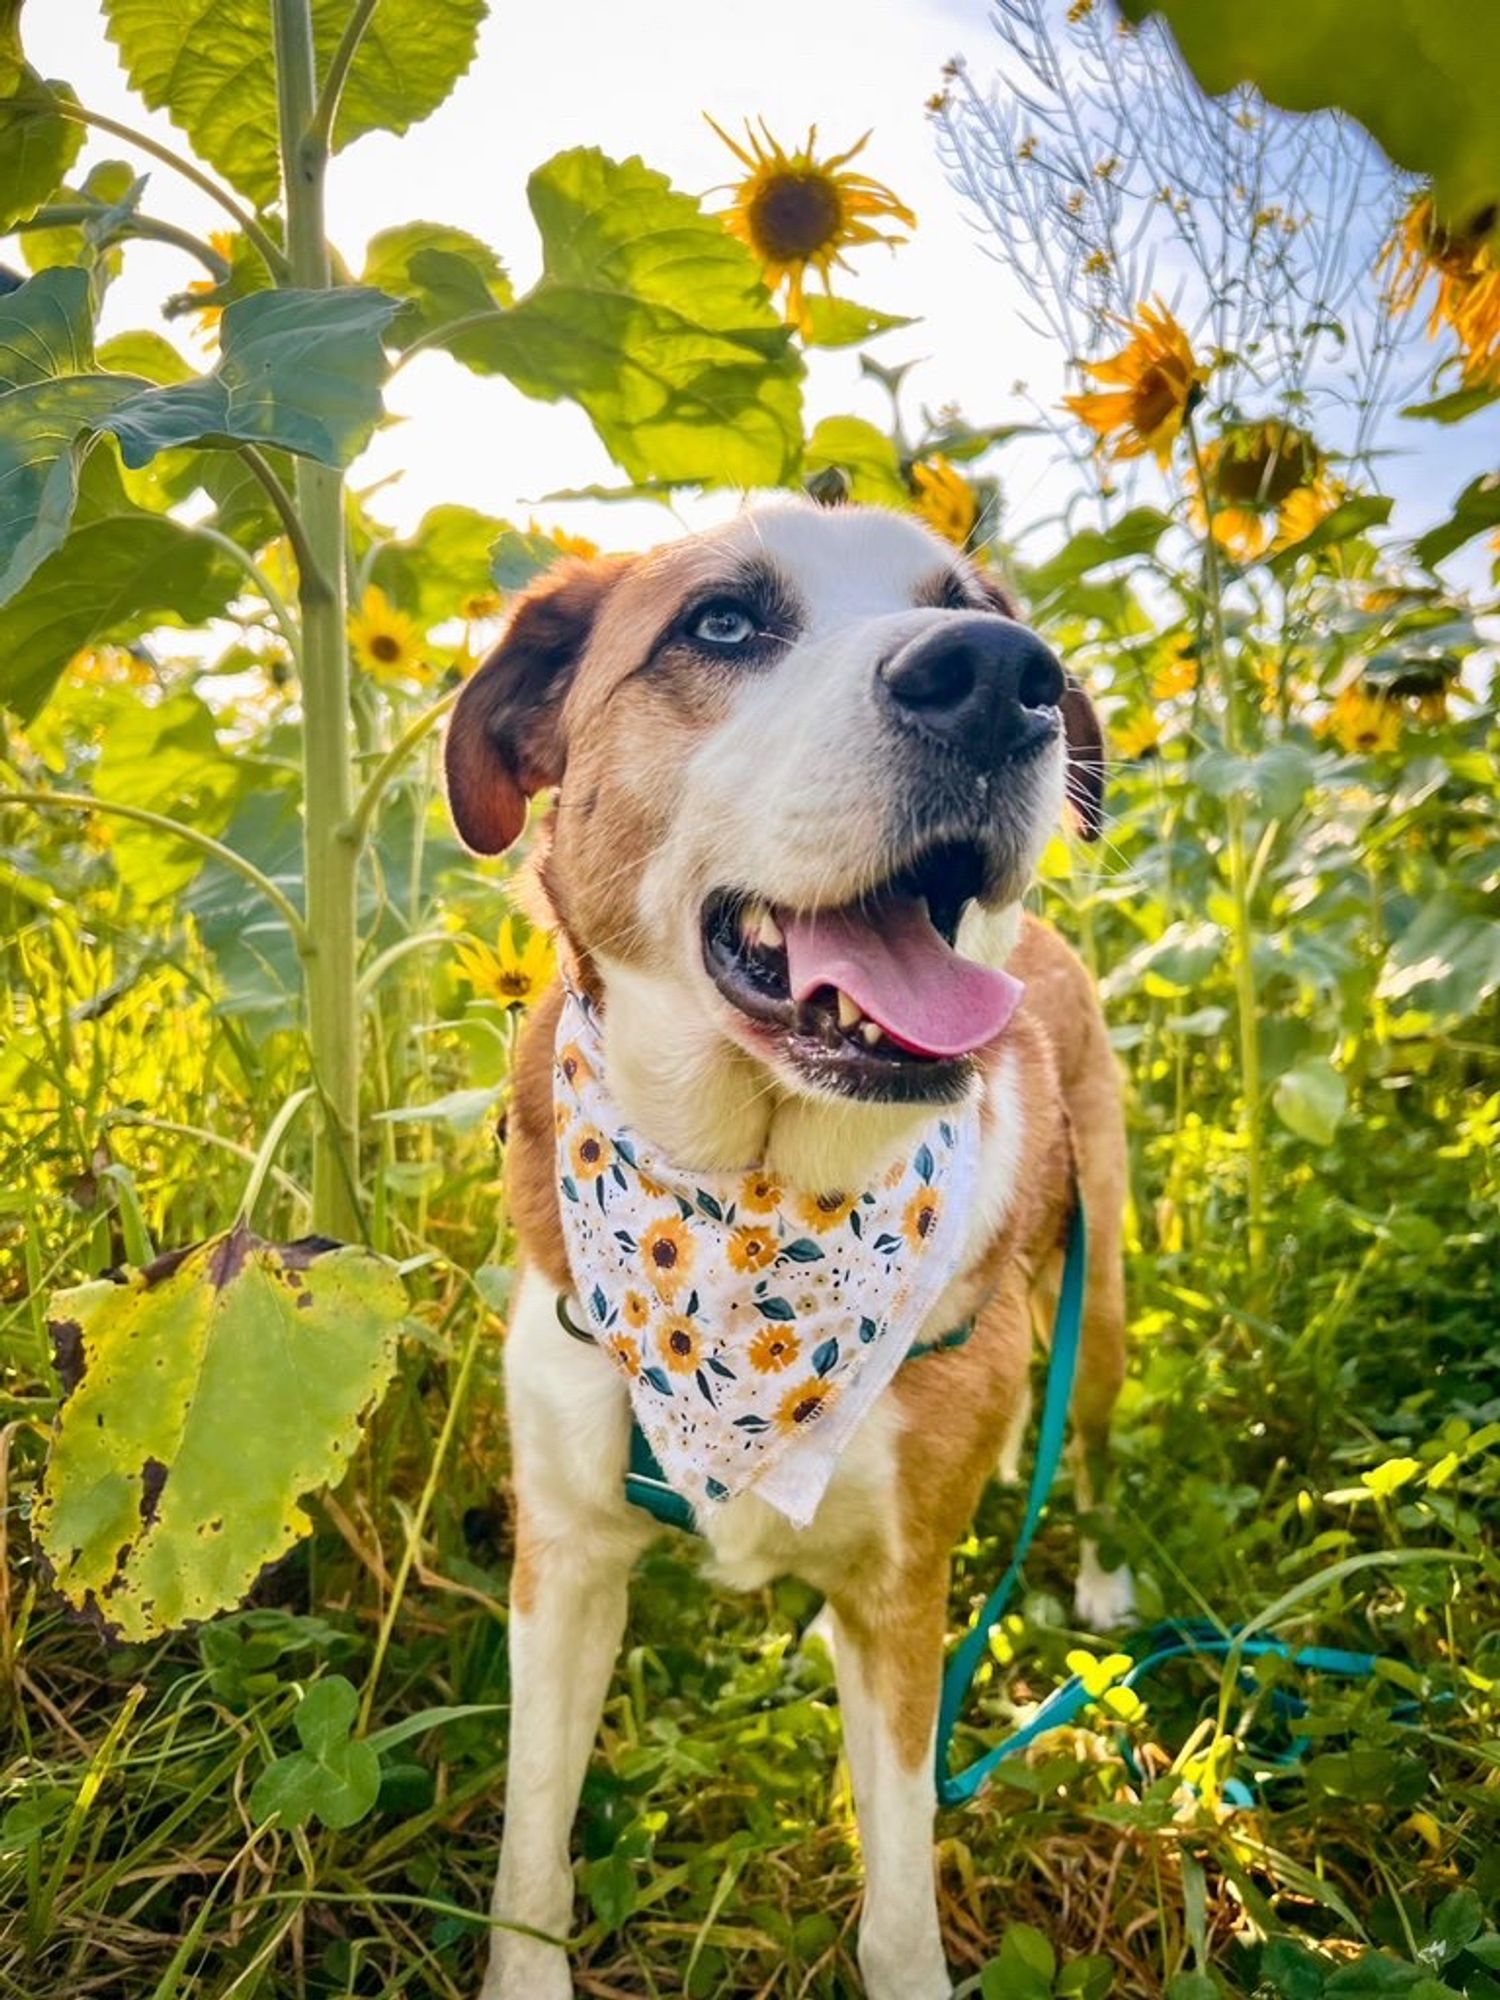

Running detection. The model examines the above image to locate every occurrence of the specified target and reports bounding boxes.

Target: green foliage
[361,220,514,348]
[249,1676,382,1830]
[425,148,804,485]
[0,0,84,232]
[102,0,485,207]
[34,1223,407,1641]
[1119,0,1500,231]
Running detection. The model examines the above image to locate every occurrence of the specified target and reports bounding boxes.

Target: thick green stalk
[273,0,362,1240]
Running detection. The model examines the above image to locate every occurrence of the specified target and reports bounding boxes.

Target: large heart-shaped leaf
[0,267,150,603]
[34,1224,407,1640]
[0,451,241,721]
[104,287,399,469]
[0,0,84,233]
[103,0,485,209]
[362,221,512,350]
[1119,0,1500,235]
[421,148,803,487]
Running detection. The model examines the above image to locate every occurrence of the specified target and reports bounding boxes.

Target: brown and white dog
[445,499,1130,2000]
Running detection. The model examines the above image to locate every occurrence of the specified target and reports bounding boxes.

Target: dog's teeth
[759,910,784,951]
[860,1021,885,1047]
[836,990,862,1030]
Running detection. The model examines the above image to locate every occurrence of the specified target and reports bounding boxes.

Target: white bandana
[552,987,981,1528]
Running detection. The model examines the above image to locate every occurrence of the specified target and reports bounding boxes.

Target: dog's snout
[878,615,1065,760]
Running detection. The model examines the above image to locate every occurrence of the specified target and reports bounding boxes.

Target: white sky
[14,2,1499,582]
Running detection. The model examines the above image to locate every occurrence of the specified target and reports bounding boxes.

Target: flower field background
[0,2,1497,1997]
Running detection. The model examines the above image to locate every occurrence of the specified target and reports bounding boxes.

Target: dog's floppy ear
[974,570,1104,842]
[445,557,627,855]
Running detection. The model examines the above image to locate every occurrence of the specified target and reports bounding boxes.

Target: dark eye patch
[916,567,986,612]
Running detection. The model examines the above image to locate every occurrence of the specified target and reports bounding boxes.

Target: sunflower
[1114,711,1161,760]
[349,586,424,685]
[902,1186,943,1248]
[1149,643,1198,702]
[1192,421,1331,560]
[622,1290,651,1330]
[739,1169,783,1214]
[183,229,237,342]
[1380,191,1500,387]
[1271,478,1344,552]
[749,1325,802,1374]
[775,1377,840,1434]
[727,1223,779,1273]
[1319,685,1402,756]
[453,916,555,1011]
[795,1189,857,1233]
[557,1040,594,1091]
[1063,299,1206,467]
[568,1124,612,1180]
[910,455,979,550]
[708,116,914,334]
[608,1332,642,1378]
[657,1314,702,1375]
[640,1216,695,1300]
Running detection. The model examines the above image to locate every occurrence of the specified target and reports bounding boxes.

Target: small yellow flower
[66,644,154,689]
[1319,684,1401,756]
[622,1290,651,1330]
[795,1189,857,1232]
[902,1186,942,1248]
[709,116,914,334]
[1149,644,1198,701]
[1063,298,1206,467]
[569,1124,612,1179]
[534,520,600,564]
[749,1324,802,1373]
[558,1040,594,1091]
[909,455,979,550]
[640,1216,695,1300]
[727,1223,779,1272]
[349,586,424,684]
[1380,190,1500,388]
[657,1313,702,1375]
[453,916,555,1011]
[775,1377,840,1433]
[183,229,236,343]
[608,1333,642,1378]
[739,1170,783,1214]
[1114,711,1160,759]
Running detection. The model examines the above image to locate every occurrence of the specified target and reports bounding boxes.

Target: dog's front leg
[829,1576,952,2000]
[482,1525,632,2000]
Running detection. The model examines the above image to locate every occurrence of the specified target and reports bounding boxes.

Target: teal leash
[564,1196,1400,1811]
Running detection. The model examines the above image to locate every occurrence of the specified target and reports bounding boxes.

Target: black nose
[878,614,1065,760]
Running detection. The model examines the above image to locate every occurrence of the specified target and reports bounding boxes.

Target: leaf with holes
[34,1224,407,1641]
[103,0,485,208]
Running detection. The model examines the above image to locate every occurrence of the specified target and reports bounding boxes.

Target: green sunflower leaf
[362,221,513,349]
[800,295,917,348]
[414,148,803,487]
[804,413,908,506]
[102,0,486,209]
[34,1224,408,1641]
[1117,0,1500,236]
[0,0,84,234]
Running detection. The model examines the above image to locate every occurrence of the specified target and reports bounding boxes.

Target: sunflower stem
[1187,411,1266,1276]
[273,0,363,1243]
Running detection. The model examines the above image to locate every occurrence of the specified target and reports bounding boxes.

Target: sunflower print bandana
[553,987,982,1529]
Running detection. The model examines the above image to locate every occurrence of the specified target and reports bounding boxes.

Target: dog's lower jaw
[594,954,948,1190]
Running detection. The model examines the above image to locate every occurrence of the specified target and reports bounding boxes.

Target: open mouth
[700,839,1024,1102]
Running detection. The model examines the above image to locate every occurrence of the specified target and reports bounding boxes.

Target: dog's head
[447,501,1102,1174]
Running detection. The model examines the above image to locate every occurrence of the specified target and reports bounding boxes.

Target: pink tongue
[783,896,1024,1060]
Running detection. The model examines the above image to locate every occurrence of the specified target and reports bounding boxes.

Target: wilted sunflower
[1381,191,1500,387]
[348,586,423,684]
[1064,299,1206,467]
[1191,420,1333,559]
[452,916,555,1010]
[708,117,914,333]
[909,455,980,549]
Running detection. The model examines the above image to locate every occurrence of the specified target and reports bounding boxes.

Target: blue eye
[689,600,757,647]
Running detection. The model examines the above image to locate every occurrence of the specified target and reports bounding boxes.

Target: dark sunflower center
[578,1138,601,1163]
[792,1393,824,1424]
[816,1191,846,1214]
[499,971,532,996]
[915,1204,935,1237]
[369,634,402,663]
[652,1241,678,1269]
[669,1329,693,1355]
[748,172,842,260]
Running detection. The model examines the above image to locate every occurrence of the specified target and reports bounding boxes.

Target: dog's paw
[1073,1543,1135,1631]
